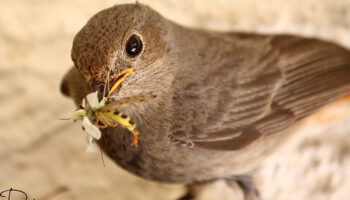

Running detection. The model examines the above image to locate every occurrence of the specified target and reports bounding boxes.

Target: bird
[60,3,350,200]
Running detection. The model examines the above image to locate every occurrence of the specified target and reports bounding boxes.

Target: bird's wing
[61,66,89,106]
[173,34,350,150]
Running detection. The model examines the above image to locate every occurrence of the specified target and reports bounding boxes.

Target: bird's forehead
[88,5,145,32]
[80,4,153,43]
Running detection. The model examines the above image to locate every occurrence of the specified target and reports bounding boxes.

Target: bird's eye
[125,34,143,57]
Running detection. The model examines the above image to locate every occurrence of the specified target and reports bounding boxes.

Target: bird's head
[71,3,175,102]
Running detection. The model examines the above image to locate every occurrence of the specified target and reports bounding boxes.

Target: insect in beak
[71,67,156,151]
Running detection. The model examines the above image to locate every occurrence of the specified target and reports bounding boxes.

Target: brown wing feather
[60,67,89,106]
[187,34,350,150]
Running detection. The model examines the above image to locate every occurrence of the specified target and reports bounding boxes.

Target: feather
[173,34,350,151]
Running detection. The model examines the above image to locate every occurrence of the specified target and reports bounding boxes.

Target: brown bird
[60,3,350,200]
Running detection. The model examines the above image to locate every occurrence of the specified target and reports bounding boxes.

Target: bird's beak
[92,68,134,101]
[107,68,133,96]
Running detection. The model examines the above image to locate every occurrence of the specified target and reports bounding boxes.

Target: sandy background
[0,0,350,199]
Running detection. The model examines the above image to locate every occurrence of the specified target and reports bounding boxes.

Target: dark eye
[125,34,143,57]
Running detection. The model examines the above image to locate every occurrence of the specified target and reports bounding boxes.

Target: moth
[71,68,156,152]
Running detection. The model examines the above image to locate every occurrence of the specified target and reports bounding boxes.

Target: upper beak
[91,68,134,101]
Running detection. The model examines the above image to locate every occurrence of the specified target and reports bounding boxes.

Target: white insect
[72,91,104,153]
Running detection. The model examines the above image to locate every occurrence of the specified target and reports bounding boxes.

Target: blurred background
[0,0,350,199]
